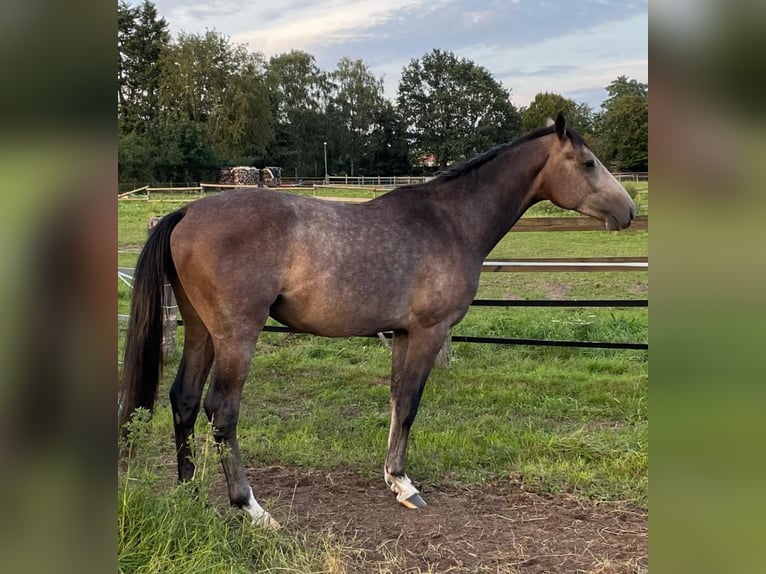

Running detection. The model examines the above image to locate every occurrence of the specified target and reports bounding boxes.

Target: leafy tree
[118,129,156,182]
[397,49,521,169]
[329,57,385,175]
[265,50,331,176]
[602,75,648,104]
[206,49,272,164]
[595,95,648,171]
[150,112,218,181]
[521,92,593,134]
[118,1,170,181]
[365,101,411,175]
[117,1,137,121]
[117,0,169,134]
[157,31,273,169]
[124,3,542,182]
[594,76,648,171]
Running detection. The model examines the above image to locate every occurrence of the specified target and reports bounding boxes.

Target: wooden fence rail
[481,257,647,272]
[117,184,648,233]
[511,215,647,232]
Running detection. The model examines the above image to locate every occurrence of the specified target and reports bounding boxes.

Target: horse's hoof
[252,513,281,530]
[399,492,427,509]
[243,488,281,529]
[386,472,427,509]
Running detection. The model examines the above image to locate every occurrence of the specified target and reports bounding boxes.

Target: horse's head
[537,113,635,230]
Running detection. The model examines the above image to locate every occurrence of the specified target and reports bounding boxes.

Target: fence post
[148,216,177,359]
[434,329,453,368]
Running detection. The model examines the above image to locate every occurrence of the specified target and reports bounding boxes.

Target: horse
[119,113,635,528]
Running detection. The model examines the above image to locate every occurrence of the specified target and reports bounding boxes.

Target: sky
[134,0,648,110]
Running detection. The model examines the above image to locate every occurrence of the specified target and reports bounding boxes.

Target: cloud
[227,0,440,57]
[503,65,579,78]
[144,0,646,108]
[466,10,494,25]
[178,0,249,20]
[459,11,648,107]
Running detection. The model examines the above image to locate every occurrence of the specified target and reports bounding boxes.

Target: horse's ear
[544,117,555,127]
[555,111,566,140]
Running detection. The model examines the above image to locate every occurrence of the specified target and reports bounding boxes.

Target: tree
[365,101,411,175]
[265,51,331,177]
[157,31,273,169]
[329,57,385,175]
[118,129,156,182]
[521,92,593,134]
[150,112,218,181]
[117,0,169,134]
[595,95,648,171]
[118,1,171,181]
[602,75,648,104]
[205,48,272,164]
[594,76,648,171]
[397,49,521,169]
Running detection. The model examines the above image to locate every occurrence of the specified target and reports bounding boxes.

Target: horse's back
[168,188,477,337]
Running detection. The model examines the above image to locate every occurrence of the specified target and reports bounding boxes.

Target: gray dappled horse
[119,114,635,528]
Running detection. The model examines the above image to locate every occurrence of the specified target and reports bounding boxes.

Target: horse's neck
[436,143,547,258]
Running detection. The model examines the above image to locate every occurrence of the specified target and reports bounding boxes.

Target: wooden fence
[118,173,647,193]
[118,176,648,202]
[613,172,649,182]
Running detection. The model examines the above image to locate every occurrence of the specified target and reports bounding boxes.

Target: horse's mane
[436,124,589,182]
[383,124,589,197]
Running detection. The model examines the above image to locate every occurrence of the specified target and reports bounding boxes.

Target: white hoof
[384,471,427,508]
[399,492,427,509]
[243,487,281,529]
[251,512,281,530]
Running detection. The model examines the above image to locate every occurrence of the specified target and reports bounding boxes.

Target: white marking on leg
[384,470,424,507]
[243,486,280,529]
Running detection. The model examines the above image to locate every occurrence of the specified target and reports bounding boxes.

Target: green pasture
[118,185,647,572]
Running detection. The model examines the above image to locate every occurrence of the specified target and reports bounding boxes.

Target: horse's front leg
[384,325,449,508]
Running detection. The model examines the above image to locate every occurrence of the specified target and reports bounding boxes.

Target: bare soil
[243,466,647,574]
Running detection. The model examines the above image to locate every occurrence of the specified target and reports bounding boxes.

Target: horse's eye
[583,159,596,169]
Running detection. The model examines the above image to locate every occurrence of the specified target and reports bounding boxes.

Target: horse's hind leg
[384,325,450,509]
[203,318,279,529]
[169,286,214,483]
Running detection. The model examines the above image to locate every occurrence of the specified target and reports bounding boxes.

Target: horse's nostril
[629,205,635,220]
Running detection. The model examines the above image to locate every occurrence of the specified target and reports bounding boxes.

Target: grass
[119,412,348,574]
[118,183,648,570]
[231,332,647,500]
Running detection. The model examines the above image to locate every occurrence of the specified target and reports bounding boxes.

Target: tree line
[118,0,648,184]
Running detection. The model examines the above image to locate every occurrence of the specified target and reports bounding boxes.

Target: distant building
[417,154,436,168]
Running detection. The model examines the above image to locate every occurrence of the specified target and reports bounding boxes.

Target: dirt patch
[501,292,525,301]
[540,282,570,300]
[242,466,647,573]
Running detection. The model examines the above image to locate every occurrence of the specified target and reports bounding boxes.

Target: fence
[118,182,415,201]
[118,214,648,355]
[325,175,430,187]
[119,172,647,194]
[613,172,649,183]
[118,172,648,202]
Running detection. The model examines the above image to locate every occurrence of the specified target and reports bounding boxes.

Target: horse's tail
[119,209,186,433]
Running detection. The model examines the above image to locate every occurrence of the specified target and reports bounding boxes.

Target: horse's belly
[269,293,406,337]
